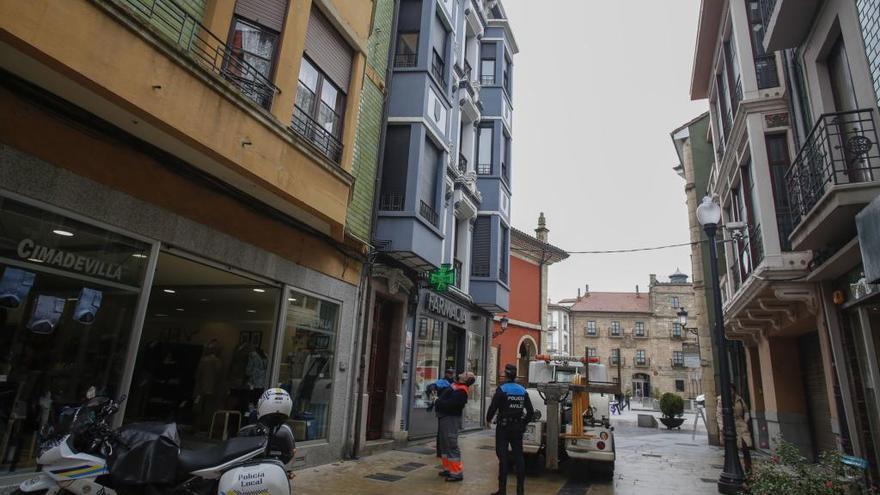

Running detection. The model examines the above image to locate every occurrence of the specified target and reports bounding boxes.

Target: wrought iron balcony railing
[116,0,279,109]
[419,200,439,227]
[431,50,445,84]
[394,52,417,68]
[477,162,491,175]
[610,355,624,366]
[472,260,490,278]
[379,192,404,211]
[458,152,468,174]
[785,109,880,225]
[755,55,780,89]
[481,75,495,85]
[634,357,651,368]
[291,106,343,163]
[609,327,622,337]
[759,0,777,28]
[585,328,598,337]
[671,358,686,369]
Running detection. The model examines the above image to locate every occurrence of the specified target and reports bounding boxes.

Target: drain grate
[675,443,700,446]
[477,445,496,450]
[392,462,426,472]
[701,478,717,483]
[556,479,591,495]
[366,473,405,482]
[641,453,662,458]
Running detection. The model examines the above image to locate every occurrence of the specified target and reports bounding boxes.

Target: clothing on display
[73,288,103,324]
[246,349,268,389]
[0,267,35,309]
[26,295,65,334]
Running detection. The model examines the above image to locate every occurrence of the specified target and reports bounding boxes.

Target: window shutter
[421,139,439,209]
[431,13,446,58]
[304,8,353,91]
[472,216,491,277]
[234,0,288,32]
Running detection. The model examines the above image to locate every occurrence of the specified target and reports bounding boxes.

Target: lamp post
[697,196,745,494]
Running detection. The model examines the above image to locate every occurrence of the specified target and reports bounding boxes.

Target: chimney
[577,288,582,300]
[535,212,549,242]
[585,284,589,295]
[636,285,640,297]
[649,274,657,287]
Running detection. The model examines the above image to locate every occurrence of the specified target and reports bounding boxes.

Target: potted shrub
[659,392,686,429]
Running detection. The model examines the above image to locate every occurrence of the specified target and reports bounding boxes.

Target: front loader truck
[521,354,620,478]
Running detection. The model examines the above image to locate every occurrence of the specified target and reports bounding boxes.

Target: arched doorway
[517,337,538,384]
[632,373,651,400]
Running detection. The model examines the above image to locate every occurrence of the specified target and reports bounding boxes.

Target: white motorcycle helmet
[258,388,293,427]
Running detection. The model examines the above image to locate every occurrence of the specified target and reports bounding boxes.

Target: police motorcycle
[15,388,296,495]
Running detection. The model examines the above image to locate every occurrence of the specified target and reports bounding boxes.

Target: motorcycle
[15,396,295,495]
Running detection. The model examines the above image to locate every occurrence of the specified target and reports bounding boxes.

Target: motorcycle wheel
[11,490,49,494]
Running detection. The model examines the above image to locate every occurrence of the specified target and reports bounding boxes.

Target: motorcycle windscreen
[107,422,181,485]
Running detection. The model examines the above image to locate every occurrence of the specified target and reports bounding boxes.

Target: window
[227,17,278,108]
[635,321,645,337]
[675,379,685,392]
[477,125,493,174]
[670,296,680,308]
[635,350,646,366]
[278,290,339,441]
[766,134,793,251]
[502,132,511,182]
[673,351,684,367]
[293,58,345,162]
[587,347,597,358]
[379,126,411,211]
[430,13,447,84]
[586,321,597,336]
[394,0,421,67]
[419,138,441,226]
[471,216,491,277]
[480,42,496,85]
[672,322,682,338]
[395,33,419,67]
[499,224,509,282]
[610,321,621,336]
[610,350,621,365]
[503,54,512,93]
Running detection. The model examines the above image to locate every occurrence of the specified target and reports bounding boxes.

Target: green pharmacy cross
[429,264,457,292]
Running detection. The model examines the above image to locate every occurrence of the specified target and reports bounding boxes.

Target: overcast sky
[502,0,708,302]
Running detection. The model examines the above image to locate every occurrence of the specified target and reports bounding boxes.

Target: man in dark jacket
[434,371,475,482]
[427,368,455,457]
[486,364,534,495]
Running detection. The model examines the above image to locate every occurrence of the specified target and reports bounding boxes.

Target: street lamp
[697,196,745,494]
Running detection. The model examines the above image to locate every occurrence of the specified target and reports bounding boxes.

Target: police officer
[486,364,534,495]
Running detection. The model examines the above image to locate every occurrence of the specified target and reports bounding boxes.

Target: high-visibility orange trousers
[438,415,463,479]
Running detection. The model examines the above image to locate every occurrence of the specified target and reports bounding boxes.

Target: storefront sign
[17,239,123,281]
[424,292,468,324]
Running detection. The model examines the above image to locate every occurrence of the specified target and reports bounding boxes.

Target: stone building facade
[567,272,700,400]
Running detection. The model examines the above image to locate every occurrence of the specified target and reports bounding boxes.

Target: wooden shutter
[304,8,353,91]
[471,216,491,277]
[234,0,288,32]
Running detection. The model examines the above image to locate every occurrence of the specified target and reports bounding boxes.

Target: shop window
[127,253,279,440]
[280,290,340,442]
[413,317,443,409]
[463,331,484,428]
[0,196,150,472]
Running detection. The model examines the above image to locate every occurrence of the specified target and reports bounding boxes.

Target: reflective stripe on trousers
[438,415,462,475]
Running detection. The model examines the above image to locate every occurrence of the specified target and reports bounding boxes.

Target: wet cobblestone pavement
[293,413,724,495]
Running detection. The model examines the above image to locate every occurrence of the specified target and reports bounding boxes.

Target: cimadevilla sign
[17,238,124,281]
[425,292,468,324]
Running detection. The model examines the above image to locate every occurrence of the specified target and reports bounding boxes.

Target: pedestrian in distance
[427,368,455,458]
[486,364,534,495]
[435,371,475,482]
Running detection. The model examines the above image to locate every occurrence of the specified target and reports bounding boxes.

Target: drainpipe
[351,0,400,460]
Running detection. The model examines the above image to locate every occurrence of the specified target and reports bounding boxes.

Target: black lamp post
[697,196,745,494]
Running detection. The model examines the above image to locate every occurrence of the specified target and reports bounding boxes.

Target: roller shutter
[234,0,288,32]
[472,216,491,277]
[304,8,353,91]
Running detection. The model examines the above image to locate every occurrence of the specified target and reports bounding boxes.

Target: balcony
[609,328,622,338]
[395,51,417,68]
[671,358,686,369]
[118,0,279,109]
[634,357,651,368]
[754,55,779,89]
[458,153,468,174]
[785,109,880,250]
[761,0,823,52]
[291,105,343,163]
[419,200,440,227]
[379,192,405,211]
[610,355,624,366]
[585,329,598,337]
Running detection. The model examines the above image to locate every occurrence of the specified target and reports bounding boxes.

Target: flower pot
[660,417,685,430]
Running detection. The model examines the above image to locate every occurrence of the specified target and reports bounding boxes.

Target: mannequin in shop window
[246,347,268,390]
[193,339,222,433]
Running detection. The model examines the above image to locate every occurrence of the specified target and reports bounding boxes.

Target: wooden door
[366,298,393,440]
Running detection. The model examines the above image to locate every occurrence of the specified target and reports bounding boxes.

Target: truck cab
[521,356,616,476]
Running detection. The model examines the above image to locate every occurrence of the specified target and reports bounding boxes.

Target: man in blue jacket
[487,364,534,495]
[435,371,475,482]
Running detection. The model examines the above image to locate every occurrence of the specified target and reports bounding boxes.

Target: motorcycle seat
[178,436,266,473]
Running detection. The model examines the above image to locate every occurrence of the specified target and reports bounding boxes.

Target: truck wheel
[591,461,615,480]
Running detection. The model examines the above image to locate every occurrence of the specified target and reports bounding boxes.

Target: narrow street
[293,410,723,495]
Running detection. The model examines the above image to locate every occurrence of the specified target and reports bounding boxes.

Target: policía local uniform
[486,381,534,495]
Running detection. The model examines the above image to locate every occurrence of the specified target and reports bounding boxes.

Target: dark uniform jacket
[486,382,534,426]
[435,382,469,418]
